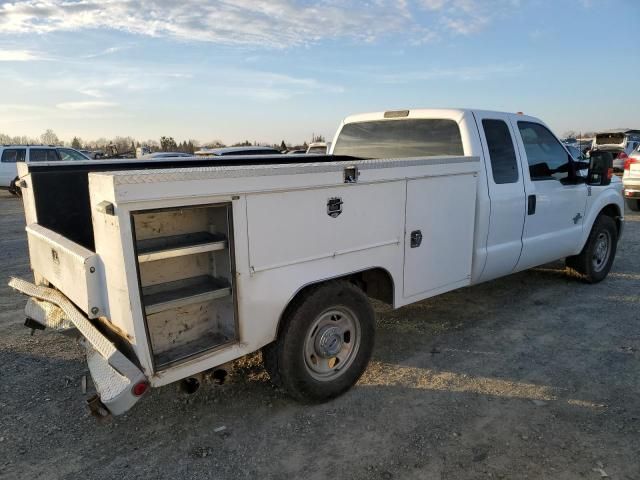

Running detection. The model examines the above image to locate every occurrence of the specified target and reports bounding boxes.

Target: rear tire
[626,198,640,212]
[262,281,375,402]
[9,177,21,198]
[565,215,617,283]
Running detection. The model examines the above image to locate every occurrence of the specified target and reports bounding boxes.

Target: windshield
[333,119,463,159]
[595,133,625,145]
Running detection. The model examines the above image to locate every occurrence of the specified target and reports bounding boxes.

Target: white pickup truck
[9,108,623,416]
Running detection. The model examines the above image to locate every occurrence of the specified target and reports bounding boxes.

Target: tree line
[1,129,327,153]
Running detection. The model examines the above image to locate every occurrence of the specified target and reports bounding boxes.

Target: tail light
[624,156,638,171]
[132,381,149,397]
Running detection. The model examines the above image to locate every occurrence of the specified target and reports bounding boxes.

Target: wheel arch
[599,203,622,237]
[273,266,395,340]
[579,189,624,252]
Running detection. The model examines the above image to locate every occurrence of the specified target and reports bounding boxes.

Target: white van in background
[591,130,640,172]
[0,146,90,195]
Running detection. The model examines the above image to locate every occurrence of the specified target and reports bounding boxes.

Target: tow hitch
[87,395,111,419]
[24,317,45,335]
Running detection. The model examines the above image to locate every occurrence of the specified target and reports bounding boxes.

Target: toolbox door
[403,174,477,299]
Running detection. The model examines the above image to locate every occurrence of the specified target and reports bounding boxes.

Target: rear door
[472,112,526,281]
[511,119,587,270]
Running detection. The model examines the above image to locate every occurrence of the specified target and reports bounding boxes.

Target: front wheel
[626,198,640,212]
[566,215,617,283]
[262,281,375,402]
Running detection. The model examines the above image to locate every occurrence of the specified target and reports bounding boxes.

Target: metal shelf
[142,275,231,315]
[137,232,227,263]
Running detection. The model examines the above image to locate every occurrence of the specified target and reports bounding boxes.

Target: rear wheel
[263,281,375,402]
[566,215,617,283]
[8,177,21,197]
[626,198,640,212]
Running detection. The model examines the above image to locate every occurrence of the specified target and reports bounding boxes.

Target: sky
[0,0,638,145]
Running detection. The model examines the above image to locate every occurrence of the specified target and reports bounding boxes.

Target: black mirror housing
[587,151,613,186]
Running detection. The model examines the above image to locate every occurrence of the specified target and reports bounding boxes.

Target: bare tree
[40,129,60,145]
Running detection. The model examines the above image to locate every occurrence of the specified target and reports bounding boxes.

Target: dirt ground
[0,189,638,480]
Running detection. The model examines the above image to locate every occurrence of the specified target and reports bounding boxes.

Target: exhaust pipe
[178,367,228,394]
[179,376,201,394]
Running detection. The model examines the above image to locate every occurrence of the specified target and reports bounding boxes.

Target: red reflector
[607,168,613,179]
[132,381,149,396]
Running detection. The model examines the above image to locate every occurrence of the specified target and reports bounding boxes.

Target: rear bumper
[624,188,640,198]
[9,277,148,416]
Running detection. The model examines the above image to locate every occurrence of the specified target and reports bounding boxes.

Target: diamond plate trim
[9,277,147,415]
[98,156,479,186]
[25,297,75,332]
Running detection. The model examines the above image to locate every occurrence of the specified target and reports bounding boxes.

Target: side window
[517,122,571,181]
[482,119,519,184]
[30,149,60,162]
[1,149,26,163]
[57,148,87,161]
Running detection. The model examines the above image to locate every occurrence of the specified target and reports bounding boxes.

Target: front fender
[578,185,624,252]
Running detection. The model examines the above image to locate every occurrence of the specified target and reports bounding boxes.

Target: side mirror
[587,151,613,186]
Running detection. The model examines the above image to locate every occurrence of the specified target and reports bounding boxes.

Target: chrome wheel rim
[303,307,361,381]
[592,231,611,273]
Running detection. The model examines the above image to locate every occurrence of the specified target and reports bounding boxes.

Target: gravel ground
[0,189,638,480]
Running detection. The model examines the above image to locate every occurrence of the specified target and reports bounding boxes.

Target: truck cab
[331,108,623,283]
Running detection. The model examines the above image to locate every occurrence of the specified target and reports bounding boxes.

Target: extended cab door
[511,119,587,271]
[473,112,526,282]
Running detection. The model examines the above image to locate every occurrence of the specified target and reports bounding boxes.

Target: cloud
[56,101,118,110]
[0,1,516,47]
[0,49,42,61]
[379,63,525,83]
[84,45,131,58]
[217,69,345,101]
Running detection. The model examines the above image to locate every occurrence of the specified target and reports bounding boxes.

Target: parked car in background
[623,145,640,211]
[0,146,90,196]
[306,142,329,154]
[565,145,585,161]
[136,146,152,158]
[79,149,100,159]
[591,130,640,173]
[194,146,282,156]
[140,152,193,159]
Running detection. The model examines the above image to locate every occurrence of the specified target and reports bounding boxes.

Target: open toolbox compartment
[132,203,236,369]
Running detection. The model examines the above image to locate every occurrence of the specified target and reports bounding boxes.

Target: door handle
[410,230,423,248]
[527,195,536,215]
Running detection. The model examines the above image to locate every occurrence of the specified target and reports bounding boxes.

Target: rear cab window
[595,133,625,146]
[333,119,463,159]
[1,148,26,163]
[517,122,571,181]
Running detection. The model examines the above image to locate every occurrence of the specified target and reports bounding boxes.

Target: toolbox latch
[344,166,359,184]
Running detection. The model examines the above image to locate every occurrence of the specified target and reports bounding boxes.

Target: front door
[511,120,587,271]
